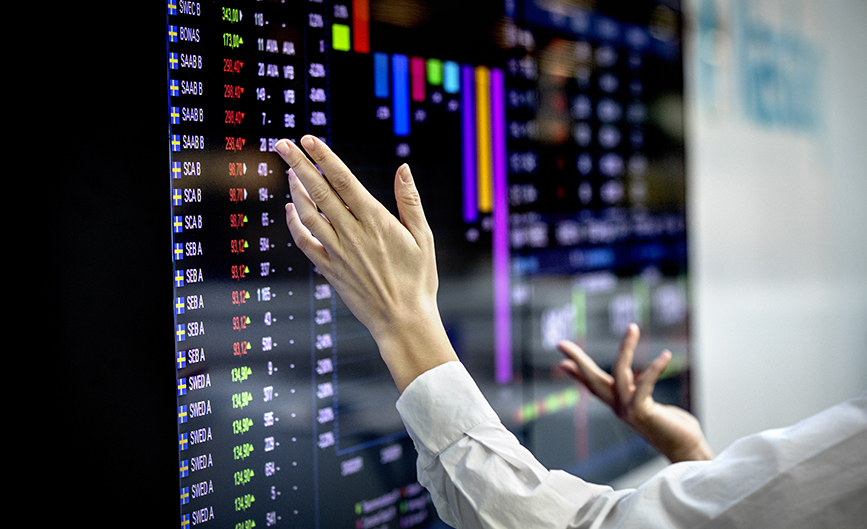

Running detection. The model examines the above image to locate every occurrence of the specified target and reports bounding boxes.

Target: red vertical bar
[410,57,426,102]
[352,0,370,53]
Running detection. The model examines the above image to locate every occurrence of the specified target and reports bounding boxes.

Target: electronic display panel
[168,1,688,527]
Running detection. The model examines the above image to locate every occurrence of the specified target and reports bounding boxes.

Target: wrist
[650,428,714,464]
[627,406,715,463]
[669,439,714,463]
[372,306,458,393]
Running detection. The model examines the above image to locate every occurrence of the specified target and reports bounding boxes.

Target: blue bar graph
[391,54,410,137]
[461,65,476,223]
[373,52,389,98]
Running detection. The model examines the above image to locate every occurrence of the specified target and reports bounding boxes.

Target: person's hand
[275,136,457,392]
[557,324,714,463]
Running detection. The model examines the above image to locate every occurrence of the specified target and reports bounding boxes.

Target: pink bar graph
[410,57,426,102]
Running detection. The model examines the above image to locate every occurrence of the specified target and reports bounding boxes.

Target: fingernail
[399,163,412,183]
[301,135,315,151]
[275,139,291,156]
[287,168,296,181]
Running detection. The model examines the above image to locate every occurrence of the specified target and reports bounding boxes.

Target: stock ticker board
[168,1,689,527]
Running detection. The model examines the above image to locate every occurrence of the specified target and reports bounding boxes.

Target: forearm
[373,309,458,394]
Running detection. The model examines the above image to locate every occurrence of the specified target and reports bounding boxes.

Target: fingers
[557,340,615,406]
[285,167,339,249]
[612,323,640,411]
[634,350,671,404]
[394,164,433,246]
[275,137,357,227]
[285,201,329,267]
[295,136,382,221]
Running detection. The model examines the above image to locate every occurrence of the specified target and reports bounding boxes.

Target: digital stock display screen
[167,1,689,527]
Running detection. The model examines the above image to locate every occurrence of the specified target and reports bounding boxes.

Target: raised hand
[558,324,714,463]
[275,136,457,393]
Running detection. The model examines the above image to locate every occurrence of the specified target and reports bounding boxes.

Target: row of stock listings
[170,1,448,528]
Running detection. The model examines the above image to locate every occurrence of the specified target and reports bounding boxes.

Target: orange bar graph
[475,66,492,214]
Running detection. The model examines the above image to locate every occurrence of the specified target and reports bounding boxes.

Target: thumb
[394,164,433,245]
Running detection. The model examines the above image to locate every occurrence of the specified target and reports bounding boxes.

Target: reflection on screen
[169,1,688,527]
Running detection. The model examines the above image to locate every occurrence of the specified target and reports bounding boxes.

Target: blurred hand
[558,324,714,463]
[275,136,457,392]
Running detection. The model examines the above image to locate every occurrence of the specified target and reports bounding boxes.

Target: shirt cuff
[396,361,499,458]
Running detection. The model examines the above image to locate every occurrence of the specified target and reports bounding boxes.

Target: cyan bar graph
[443,61,460,94]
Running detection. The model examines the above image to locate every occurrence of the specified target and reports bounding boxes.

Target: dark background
[43,5,177,524]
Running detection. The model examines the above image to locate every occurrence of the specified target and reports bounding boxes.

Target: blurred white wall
[685,0,867,452]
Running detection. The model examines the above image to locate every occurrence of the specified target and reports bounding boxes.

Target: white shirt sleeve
[396,361,867,529]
